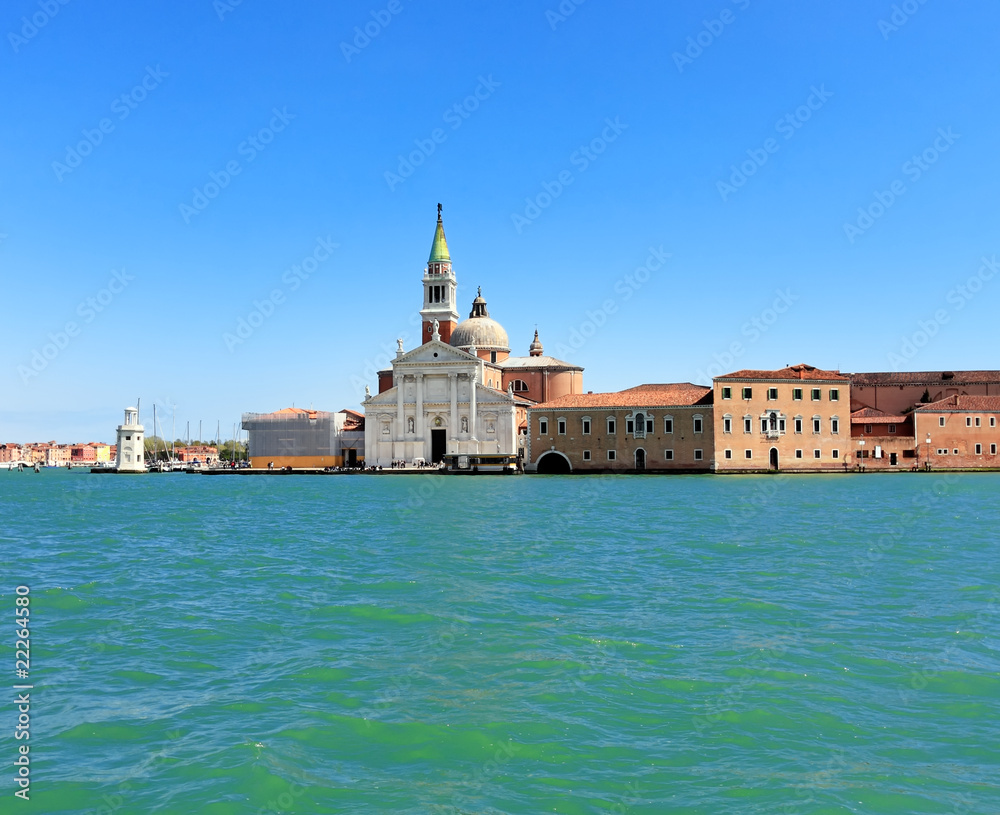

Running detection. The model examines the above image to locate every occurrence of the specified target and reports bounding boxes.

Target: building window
[812,417,821,434]
[722,387,732,399]
[939,417,945,427]
[723,415,732,434]
[794,417,803,434]
[953,448,959,455]
[626,418,634,434]
[992,444,997,455]
[538,418,548,435]
[864,424,873,434]
[793,388,802,401]
[966,417,972,427]
[832,449,839,459]
[607,418,616,434]
[511,379,529,392]
[830,389,839,401]
[694,449,703,461]
[888,424,896,434]
[975,417,981,427]
[490,351,497,364]
[745,449,752,459]
[975,443,982,455]
[724,449,732,459]
[831,418,840,434]
[557,418,566,435]
[125,435,131,441]
[693,415,704,434]
[582,450,591,461]
[814,449,821,459]
[607,450,616,461]
[743,416,752,433]
[811,388,821,401]
[795,449,803,459]
[645,417,654,434]
[991,418,997,428]
[742,387,753,400]
[664,416,674,434]
[582,418,591,435]
[767,387,778,400]
[664,449,674,461]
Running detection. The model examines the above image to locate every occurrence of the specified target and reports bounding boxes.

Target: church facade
[363,206,583,469]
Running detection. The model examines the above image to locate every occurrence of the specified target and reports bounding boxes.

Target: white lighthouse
[115,406,146,472]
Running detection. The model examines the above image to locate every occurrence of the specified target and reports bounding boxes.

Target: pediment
[395,339,475,366]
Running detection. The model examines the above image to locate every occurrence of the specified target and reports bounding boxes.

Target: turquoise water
[1,469,998,814]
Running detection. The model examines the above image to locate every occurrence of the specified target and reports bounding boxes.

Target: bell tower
[420,203,459,344]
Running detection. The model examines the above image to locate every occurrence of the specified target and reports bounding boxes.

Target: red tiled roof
[851,370,1000,386]
[915,395,1000,412]
[531,383,712,410]
[717,363,848,382]
[850,407,909,424]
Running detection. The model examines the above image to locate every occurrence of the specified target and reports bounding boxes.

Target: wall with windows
[713,370,851,472]
[526,405,714,472]
[913,403,1000,470]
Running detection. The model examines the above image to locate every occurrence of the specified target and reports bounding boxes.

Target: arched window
[510,379,529,392]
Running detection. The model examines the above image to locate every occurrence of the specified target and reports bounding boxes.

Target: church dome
[450,288,510,352]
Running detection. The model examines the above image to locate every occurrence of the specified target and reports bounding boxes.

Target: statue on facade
[432,319,440,340]
[461,416,468,433]
[364,385,371,399]
[397,338,404,353]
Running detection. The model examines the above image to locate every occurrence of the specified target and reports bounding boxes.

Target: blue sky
[2,0,999,442]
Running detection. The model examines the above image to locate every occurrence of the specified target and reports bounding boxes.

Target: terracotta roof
[850,407,909,424]
[531,383,712,410]
[914,395,1000,412]
[717,363,848,382]
[851,370,1000,386]
[339,409,364,418]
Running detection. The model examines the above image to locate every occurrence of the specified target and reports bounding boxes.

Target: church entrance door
[431,429,446,463]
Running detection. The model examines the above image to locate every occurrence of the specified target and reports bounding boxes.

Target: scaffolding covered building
[242,407,364,469]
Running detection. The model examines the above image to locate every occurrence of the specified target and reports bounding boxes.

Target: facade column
[396,375,405,440]
[449,373,458,439]
[415,374,424,441]
[469,371,478,440]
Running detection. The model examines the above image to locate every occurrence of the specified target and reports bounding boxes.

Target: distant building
[115,407,146,472]
[850,370,1000,416]
[176,445,219,464]
[242,407,364,469]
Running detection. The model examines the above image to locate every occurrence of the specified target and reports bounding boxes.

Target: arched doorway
[635,448,646,471]
[536,452,572,474]
[769,447,779,471]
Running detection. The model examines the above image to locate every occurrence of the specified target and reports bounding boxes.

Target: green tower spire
[428,202,451,263]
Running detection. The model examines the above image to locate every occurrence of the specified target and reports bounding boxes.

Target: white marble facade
[363,338,516,466]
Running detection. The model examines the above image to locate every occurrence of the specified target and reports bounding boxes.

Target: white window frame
[538,418,548,436]
[557,417,567,436]
[582,449,591,461]
[723,415,732,434]
[814,449,821,459]
[724,449,732,459]
[743,415,752,434]
[812,416,821,434]
[811,388,821,401]
[794,416,803,434]
[831,417,840,434]
[694,448,703,461]
[744,449,752,459]
[582,417,591,435]
[693,414,704,434]
[664,415,674,434]
[607,417,616,435]
[607,450,616,461]
[664,449,674,461]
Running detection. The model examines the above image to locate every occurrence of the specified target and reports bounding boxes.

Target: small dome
[529,329,543,356]
[450,287,509,352]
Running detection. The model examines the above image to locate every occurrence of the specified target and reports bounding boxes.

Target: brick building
[913,396,1000,469]
[713,364,851,472]
[527,384,713,473]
